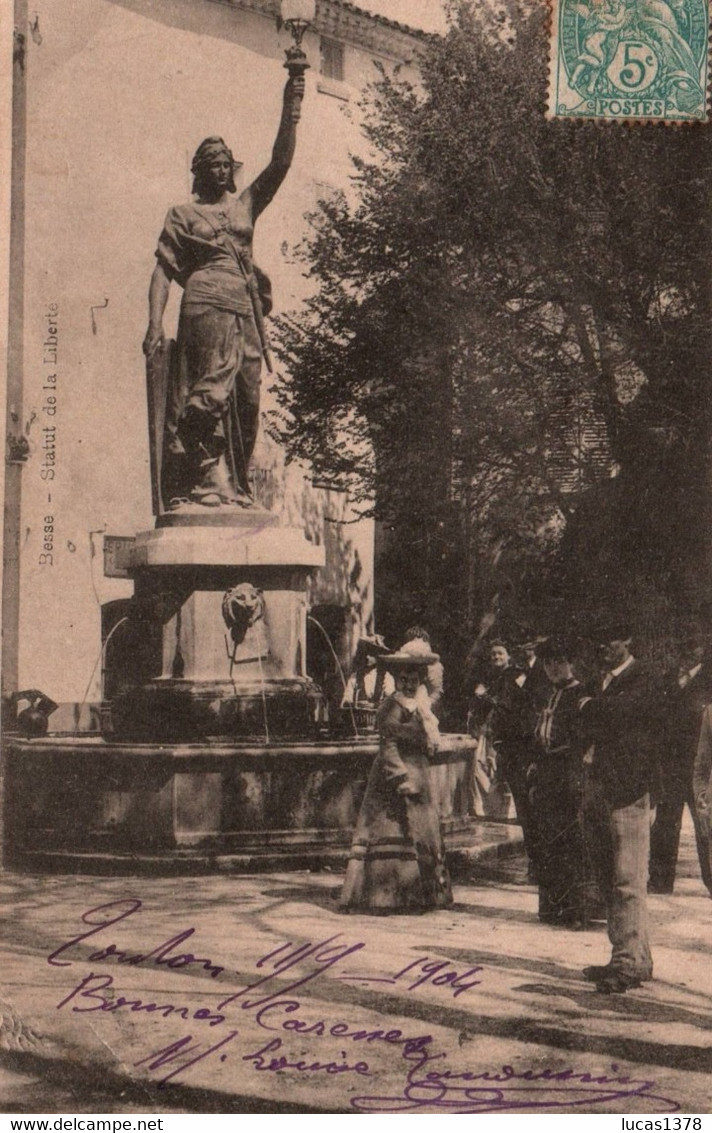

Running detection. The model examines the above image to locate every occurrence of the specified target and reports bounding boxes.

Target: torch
[280,0,316,78]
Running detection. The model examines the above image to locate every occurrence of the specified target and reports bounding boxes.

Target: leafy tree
[271,0,712,702]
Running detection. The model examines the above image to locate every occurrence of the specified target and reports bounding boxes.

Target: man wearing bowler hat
[579,623,661,993]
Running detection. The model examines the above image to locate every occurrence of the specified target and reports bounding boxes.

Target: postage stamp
[548,0,710,121]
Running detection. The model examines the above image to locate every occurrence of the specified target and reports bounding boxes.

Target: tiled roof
[321,0,430,39]
[222,0,431,58]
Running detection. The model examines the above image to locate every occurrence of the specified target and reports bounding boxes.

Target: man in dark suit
[469,640,538,870]
[580,625,661,994]
[649,641,712,895]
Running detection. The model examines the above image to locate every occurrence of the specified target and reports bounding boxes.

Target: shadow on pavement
[0,1047,340,1115]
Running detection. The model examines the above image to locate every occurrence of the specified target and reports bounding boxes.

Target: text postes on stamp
[548,0,709,121]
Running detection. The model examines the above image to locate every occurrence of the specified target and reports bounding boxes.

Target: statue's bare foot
[166,492,222,510]
[217,492,253,508]
[189,491,222,507]
[166,496,192,511]
[166,491,254,512]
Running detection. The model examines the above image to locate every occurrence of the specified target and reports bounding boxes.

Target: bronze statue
[143,73,305,510]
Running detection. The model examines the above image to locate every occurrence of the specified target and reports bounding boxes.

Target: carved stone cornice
[214,0,431,61]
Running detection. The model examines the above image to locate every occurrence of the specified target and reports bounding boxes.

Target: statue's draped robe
[155,158,284,505]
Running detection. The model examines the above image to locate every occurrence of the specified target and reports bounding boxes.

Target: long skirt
[533,758,604,925]
[163,305,262,505]
[340,752,453,914]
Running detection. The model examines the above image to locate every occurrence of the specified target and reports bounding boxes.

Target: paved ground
[1,817,710,1116]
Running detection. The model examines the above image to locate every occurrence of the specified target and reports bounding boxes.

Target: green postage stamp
[548,0,710,121]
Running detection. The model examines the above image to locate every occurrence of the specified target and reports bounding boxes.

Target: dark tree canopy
[271,0,712,686]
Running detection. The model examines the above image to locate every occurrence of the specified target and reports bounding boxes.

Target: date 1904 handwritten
[47,898,680,1112]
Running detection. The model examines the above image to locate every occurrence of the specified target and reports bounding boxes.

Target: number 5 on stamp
[547,0,709,121]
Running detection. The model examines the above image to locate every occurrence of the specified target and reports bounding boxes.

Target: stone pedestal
[109,511,325,742]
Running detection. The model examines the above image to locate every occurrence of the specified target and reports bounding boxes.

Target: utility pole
[3,0,29,705]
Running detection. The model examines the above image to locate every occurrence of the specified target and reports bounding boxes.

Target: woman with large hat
[339,642,453,914]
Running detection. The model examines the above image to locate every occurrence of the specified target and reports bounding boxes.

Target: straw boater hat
[519,634,548,651]
[354,634,391,659]
[379,638,439,671]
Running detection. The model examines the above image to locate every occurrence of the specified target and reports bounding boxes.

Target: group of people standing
[469,625,712,993]
[337,620,712,997]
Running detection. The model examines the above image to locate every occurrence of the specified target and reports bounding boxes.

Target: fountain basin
[110,678,323,742]
[4,732,477,874]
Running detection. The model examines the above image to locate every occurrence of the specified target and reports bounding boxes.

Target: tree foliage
[271,0,712,664]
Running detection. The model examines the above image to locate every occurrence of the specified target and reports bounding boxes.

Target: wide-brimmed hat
[354,634,391,657]
[379,639,439,670]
